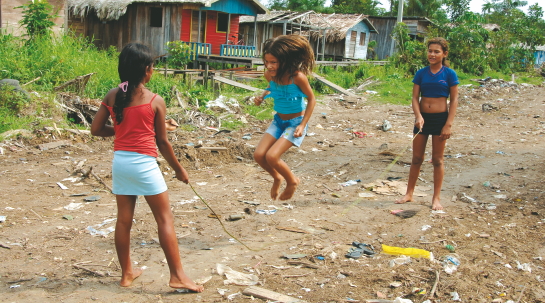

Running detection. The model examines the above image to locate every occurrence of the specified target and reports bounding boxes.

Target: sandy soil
[1,80,545,303]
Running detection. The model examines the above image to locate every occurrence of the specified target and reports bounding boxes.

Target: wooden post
[204,64,209,89]
[164,62,168,77]
[229,71,233,80]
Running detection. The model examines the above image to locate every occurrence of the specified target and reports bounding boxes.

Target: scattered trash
[283,254,307,259]
[389,256,411,267]
[358,192,376,198]
[381,120,392,132]
[516,261,532,272]
[483,181,490,187]
[0,216,5,223]
[57,182,68,190]
[393,297,414,303]
[390,281,402,288]
[84,195,101,202]
[353,131,368,138]
[451,291,461,301]
[345,242,375,259]
[493,194,507,199]
[242,135,252,140]
[227,214,244,221]
[9,284,21,288]
[421,225,432,231]
[227,292,242,300]
[64,203,83,210]
[86,218,117,236]
[496,151,506,155]
[459,192,478,203]
[256,209,277,215]
[486,203,497,210]
[382,244,433,259]
[207,95,240,113]
[445,244,456,252]
[391,209,418,219]
[63,215,74,220]
[340,179,360,187]
[216,263,258,286]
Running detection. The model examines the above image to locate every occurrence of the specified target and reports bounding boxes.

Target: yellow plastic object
[381,244,432,259]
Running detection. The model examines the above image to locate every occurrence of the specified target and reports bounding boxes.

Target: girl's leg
[115,195,142,287]
[430,135,448,210]
[396,134,428,204]
[254,133,284,200]
[145,191,204,292]
[264,138,299,200]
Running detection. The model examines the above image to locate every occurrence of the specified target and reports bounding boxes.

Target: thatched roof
[68,0,267,21]
[311,13,377,42]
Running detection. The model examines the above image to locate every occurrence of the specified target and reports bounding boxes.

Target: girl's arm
[255,70,271,106]
[293,72,316,138]
[91,89,116,137]
[153,96,189,183]
[441,85,459,140]
[412,84,424,131]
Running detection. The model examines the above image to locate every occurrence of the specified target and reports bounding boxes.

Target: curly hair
[262,35,315,82]
[114,42,154,124]
[427,37,450,67]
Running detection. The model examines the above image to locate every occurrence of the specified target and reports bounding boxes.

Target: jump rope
[188,129,422,251]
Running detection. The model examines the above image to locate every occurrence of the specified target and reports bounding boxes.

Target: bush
[16,0,58,40]
[166,41,194,69]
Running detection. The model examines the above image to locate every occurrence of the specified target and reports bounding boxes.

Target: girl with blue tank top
[396,37,459,211]
[253,35,316,201]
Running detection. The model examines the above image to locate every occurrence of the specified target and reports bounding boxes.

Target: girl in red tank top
[91,42,203,292]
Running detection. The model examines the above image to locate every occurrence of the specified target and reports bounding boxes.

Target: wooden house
[535,45,545,67]
[367,16,432,60]
[309,13,378,61]
[239,11,377,60]
[239,10,331,58]
[67,0,267,57]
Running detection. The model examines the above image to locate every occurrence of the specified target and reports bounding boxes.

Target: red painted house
[68,0,267,57]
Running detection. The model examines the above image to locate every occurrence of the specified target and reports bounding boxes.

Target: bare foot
[279,177,300,200]
[120,267,143,287]
[170,274,204,293]
[271,178,283,200]
[395,194,413,204]
[431,199,443,210]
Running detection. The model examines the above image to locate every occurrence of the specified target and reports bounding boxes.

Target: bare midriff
[420,96,448,113]
[277,110,305,120]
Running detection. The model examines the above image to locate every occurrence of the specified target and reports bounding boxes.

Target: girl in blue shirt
[396,37,459,210]
[254,35,316,201]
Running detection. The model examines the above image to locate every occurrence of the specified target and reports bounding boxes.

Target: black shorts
[413,112,448,136]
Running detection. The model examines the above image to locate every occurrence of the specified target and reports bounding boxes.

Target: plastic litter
[382,244,433,259]
[64,203,83,210]
[0,216,6,223]
[393,297,413,303]
[451,291,461,301]
[256,209,277,215]
[389,256,411,267]
[216,263,258,286]
[340,179,361,187]
[382,120,392,132]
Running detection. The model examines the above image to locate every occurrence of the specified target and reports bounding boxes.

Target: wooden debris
[89,167,113,193]
[428,270,440,298]
[287,261,320,269]
[54,73,96,95]
[37,140,71,151]
[276,226,310,234]
[73,264,106,277]
[0,242,11,249]
[242,286,308,303]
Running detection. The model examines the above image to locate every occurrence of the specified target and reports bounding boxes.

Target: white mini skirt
[112,150,167,196]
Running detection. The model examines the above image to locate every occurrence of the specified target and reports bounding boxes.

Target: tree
[331,0,383,15]
[16,0,58,40]
[444,0,470,21]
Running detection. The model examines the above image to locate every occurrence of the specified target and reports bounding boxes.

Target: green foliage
[166,41,194,69]
[331,0,383,15]
[267,0,334,13]
[390,23,426,74]
[0,85,29,114]
[15,0,58,40]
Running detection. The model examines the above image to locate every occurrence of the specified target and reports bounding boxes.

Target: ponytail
[113,43,154,124]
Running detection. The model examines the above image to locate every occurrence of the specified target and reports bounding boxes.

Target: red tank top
[103,94,158,157]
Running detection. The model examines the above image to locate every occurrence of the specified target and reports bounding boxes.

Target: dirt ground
[1,79,545,303]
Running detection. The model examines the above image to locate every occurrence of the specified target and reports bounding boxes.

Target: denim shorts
[265,114,308,147]
[112,151,168,196]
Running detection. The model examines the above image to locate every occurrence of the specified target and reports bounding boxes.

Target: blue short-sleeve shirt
[413,66,459,98]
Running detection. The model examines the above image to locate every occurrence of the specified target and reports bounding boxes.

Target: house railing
[220,45,256,57]
[181,42,211,60]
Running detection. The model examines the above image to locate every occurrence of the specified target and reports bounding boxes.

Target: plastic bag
[382,244,433,260]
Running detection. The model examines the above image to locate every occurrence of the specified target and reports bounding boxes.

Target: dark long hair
[114,42,154,124]
[262,35,315,82]
[427,37,450,67]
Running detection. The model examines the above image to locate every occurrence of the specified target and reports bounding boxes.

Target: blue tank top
[264,80,307,114]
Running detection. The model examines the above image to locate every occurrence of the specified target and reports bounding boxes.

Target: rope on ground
[188,182,256,251]
[341,129,421,216]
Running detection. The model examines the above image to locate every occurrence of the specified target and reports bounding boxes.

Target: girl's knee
[411,155,424,165]
[431,157,444,167]
[265,152,280,165]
